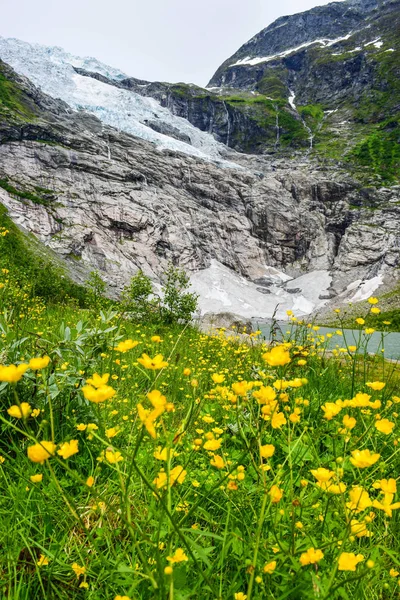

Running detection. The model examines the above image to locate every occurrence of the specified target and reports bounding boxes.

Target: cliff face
[0,59,399,318]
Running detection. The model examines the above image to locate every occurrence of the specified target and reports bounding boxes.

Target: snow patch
[288,90,296,110]
[230,33,354,67]
[190,261,331,319]
[347,275,383,303]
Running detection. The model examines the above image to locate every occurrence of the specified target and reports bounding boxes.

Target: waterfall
[274,104,280,149]
[222,101,231,147]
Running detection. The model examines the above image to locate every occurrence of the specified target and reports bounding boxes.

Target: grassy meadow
[0,224,399,600]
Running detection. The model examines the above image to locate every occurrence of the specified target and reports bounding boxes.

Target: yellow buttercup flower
[167,548,188,563]
[346,486,372,513]
[269,485,283,503]
[154,465,186,488]
[355,318,365,325]
[368,297,379,304]
[86,476,95,487]
[105,449,124,464]
[234,594,247,600]
[212,373,225,384]
[82,384,116,403]
[57,440,79,459]
[342,414,356,430]
[114,339,139,352]
[253,385,276,404]
[321,402,341,420]
[370,307,381,314]
[30,474,43,483]
[271,412,287,429]
[263,560,277,574]
[203,438,222,451]
[27,441,56,464]
[28,356,50,370]
[210,455,225,469]
[299,548,324,566]
[0,363,29,383]
[137,353,168,370]
[375,419,395,435]
[260,444,275,459]
[311,468,335,483]
[350,449,380,468]
[366,381,385,391]
[71,563,86,578]
[7,402,31,419]
[262,345,291,367]
[37,554,49,566]
[351,519,372,538]
[86,373,110,388]
[338,552,364,571]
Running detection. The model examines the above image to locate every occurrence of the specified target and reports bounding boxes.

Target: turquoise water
[255,321,400,361]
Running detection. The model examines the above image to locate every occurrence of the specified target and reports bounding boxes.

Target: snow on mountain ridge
[0,36,230,163]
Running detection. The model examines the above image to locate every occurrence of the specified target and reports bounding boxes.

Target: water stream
[255,320,400,361]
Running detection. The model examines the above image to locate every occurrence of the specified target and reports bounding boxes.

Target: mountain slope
[0,59,399,318]
[207,0,400,180]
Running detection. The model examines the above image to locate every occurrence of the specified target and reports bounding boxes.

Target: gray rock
[199,312,254,334]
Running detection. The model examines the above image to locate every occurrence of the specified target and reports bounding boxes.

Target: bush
[122,264,198,325]
[161,263,198,324]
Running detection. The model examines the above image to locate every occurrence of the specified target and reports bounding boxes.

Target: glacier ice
[0,36,231,163]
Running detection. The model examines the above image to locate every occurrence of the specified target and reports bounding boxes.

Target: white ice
[0,37,232,164]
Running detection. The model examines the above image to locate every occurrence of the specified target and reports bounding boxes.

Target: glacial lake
[255,321,400,361]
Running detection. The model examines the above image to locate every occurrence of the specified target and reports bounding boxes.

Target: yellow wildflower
[115,339,139,352]
[27,441,56,464]
[375,419,394,435]
[262,345,291,367]
[28,356,50,370]
[167,548,188,563]
[338,552,364,571]
[30,474,43,483]
[85,373,110,387]
[299,548,324,566]
[57,440,79,459]
[350,449,380,468]
[212,373,225,384]
[137,353,168,370]
[260,444,275,459]
[71,563,86,578]
[269,485,283,503]
[37,554,49,566]
[263,560,277,574]
[366,381,385,391]
[82,384,116,403]
[0,363,29,383]
[203,438,222,451]
[346,486,372,513]
[7,402,31,419]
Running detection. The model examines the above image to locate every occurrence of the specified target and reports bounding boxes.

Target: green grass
[0,203,89,307]
[0,65,36,122]
[0,218,399,598]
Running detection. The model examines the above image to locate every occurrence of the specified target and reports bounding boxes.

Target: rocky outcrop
[0,59,399,313]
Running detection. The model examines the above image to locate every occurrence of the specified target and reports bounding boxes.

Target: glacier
[0,37,231,163]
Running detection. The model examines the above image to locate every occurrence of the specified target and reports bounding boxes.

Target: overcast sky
[1,0,344,86]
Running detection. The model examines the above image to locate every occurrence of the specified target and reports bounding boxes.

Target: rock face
[0,59,399,319]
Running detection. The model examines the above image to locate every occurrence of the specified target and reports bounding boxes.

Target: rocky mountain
[0,0,399,318]
[208,0,400,181]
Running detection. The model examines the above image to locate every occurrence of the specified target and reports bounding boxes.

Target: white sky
[1,0,345,86]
